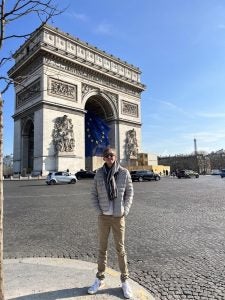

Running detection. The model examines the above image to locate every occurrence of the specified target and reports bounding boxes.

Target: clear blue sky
[2,0,225,156]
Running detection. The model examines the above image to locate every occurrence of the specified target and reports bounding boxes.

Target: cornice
[112,118,142,126]
[13,24,140,71]
[9,24,146,91]
[9,50,144,98]
[42,53,144,96]
[12,100,86,121]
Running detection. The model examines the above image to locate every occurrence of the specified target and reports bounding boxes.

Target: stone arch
[84,91,117,170]
[82,89,118,120]
[21,118,34,174]
[10,25,144,175]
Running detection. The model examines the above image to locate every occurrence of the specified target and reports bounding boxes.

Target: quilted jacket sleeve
[90,173,102,214]
[123,170,134,216]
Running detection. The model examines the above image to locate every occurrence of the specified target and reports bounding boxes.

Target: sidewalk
[4,258,155,300]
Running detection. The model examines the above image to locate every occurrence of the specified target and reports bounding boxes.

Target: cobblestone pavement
[3,176,225,300]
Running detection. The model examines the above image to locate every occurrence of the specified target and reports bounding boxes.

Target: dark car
[130,170,160,182]
[177,170,199,179]
[75,170,96,179]
[220,169,225,178]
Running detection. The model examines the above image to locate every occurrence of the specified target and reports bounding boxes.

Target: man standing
[88,147,134,299]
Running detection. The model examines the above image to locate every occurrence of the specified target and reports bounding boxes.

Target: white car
[46,171,77,185]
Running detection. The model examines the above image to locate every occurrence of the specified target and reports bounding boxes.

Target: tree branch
[0,56,13,67]
[0,0,5,49]
[1,1,64,45]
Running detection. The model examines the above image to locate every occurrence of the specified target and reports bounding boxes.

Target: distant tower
[194,138,197,155]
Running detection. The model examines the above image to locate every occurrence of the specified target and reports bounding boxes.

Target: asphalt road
[3,175,225,300]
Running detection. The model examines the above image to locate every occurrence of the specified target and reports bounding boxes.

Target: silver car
[46,171,77,185]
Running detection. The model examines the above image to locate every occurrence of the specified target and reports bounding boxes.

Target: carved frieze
[48,77,77,101]
[122,100,138,117]
[52,115,75,153]
[44,56,141,97]
[16,78,41,108]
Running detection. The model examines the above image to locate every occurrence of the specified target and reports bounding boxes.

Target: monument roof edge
[43,24,141,72]
[12,23,142,73]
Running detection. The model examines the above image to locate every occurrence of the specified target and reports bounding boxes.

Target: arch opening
[22,119,34,174]
[84,95,114,170]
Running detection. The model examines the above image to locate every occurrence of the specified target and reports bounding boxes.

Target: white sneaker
[88,278,105,294]
[122,280,133,299]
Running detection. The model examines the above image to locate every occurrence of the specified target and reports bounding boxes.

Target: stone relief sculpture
[122,100,138,117]
[126,128,138,159]
[52,115,75,152]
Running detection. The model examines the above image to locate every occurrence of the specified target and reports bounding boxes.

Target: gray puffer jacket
[91,165,133,217]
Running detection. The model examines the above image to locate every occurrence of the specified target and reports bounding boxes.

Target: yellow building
[128,152,170,175]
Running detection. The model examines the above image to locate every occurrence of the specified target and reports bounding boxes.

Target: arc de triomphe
[9,24,145,175]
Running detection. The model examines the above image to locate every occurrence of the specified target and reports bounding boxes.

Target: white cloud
[149,97,193,118]
[217,24,225,30]
[159,100,180,110]
[94,22,113,35]
[184,130,225,143]
[65,12,88,22]
[196,112,225,118]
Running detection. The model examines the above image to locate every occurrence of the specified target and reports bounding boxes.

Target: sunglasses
[104,153,115,158]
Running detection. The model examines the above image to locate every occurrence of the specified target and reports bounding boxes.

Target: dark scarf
[103,161,120,201]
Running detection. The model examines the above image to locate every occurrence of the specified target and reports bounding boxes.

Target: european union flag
[85,112,110,157]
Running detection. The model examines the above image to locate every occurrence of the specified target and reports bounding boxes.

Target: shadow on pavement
[8,286,125,300]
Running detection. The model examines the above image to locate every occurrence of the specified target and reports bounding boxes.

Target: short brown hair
[103,147,116,157]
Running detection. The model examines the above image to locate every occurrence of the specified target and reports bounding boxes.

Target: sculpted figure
[52,115,75,152]
[126,129,138,159]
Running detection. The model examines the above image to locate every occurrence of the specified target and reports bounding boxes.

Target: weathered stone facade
[9,24,145,175]
[158,154,211,174]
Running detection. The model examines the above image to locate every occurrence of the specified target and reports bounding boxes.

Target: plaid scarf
[103,161,120,201]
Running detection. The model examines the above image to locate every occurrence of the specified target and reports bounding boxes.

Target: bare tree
[0,95,3,300]
[0,1,64,298]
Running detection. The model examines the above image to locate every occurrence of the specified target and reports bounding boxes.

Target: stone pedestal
[85,156,103,171]
[55,153,77,173]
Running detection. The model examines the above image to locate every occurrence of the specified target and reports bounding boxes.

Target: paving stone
[4,176,225,299]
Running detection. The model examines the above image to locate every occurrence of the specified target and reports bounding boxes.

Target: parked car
[75,170,96,179]
[177,170,199,179]
[211,169,222,175]
[46,171,77,185]
[130,170,160,182]
[220,169,225,178]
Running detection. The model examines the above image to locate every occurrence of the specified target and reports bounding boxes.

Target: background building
[158,154,211,175]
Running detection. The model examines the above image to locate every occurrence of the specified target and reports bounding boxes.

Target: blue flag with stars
[85,112,110,157]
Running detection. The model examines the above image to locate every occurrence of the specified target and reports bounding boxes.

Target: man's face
[103,151,116,167]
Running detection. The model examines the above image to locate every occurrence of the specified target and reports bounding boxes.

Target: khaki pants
[96,214,129,282]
